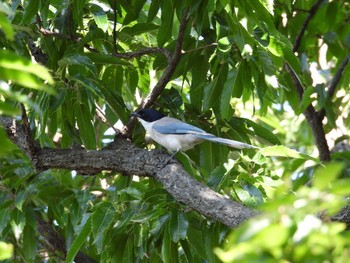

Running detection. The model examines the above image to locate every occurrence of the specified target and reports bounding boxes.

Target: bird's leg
[161,150,180,168]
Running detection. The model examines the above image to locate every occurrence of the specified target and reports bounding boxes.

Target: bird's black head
[132,108,165,122]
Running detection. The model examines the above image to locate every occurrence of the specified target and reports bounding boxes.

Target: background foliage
[1,0,350,262]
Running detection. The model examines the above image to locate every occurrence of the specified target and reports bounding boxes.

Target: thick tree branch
[1,116,256,228]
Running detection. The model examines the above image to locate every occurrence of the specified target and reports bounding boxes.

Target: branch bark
[284,64,331,162]
[1,116,256,228]
[288,0,331,162]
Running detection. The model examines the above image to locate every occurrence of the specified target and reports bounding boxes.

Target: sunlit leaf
[260,145,320,163]
[313,162,344,191]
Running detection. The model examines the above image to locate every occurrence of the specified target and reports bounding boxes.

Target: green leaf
[121,235,134,263]
[157,0,174,46]
[220,70,239,119]
[58,54,97,77]
[14,191,27,211]
[91,6,108,32]
[0,128,17,156]
[0,241,13,261]
[75,103,96,150]
[121,23,159,35]
[313,163,344,191]
[296,86,315,114]
[21,0,39,25]
[23,211,37,261]
[148,0,160,22]
[203,63,228,111]
[92,202,116,253]
[162,226,177,263]
[66,216,92,263]
[122,0,147,25]
[169,210,188,242]
[0,50,54,92]
[244,119,281,145]
[260,145,320,163]
[0,13,14,40]
[85,53,131,66]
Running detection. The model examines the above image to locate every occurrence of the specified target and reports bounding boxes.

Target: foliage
[0,0,350,262]
[216,163,350,262]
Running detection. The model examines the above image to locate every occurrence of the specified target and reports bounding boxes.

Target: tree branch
[284,64,331,162]
[293,0,326,52]
[287,0,331,162]
[1,116,256,228]
[112,0,117,54]
[36,217,97,263]
[318,54,350,120]
[120,9,190,137]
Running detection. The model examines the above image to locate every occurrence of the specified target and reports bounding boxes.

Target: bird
[132,108,259,155]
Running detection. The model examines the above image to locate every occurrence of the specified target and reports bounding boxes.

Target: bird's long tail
[194,134,259,150]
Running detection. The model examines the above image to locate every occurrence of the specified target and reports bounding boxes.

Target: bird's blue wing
[153,118,206,134]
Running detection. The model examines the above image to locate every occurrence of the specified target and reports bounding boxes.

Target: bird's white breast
[138,118,203,152]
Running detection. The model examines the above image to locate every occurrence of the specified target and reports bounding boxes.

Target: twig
[293,0,325,52]
[113,47,172,62]
[142,9,190,109]
[318,54,350,120]
[327,54,350,99]
[112,0,117,53]
[120,9,190,137]
[36,216,97,263]
[95,103,119,134]
[182,42,218,54]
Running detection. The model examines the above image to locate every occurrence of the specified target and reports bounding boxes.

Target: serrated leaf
[91,7,108,32]
[75,103,96,150]
[260,145,320,163]
[157,0,174,46]
[23,215,37,261]
[148,0,160,22]
[70,75,104,98]
[162,226,177,263]
[66,216,92,263]
[203,64,228,111]
[169,210,188,242]
[220,70,238,119]
[21,0,39,25]
[0,50,54,91]
[91,202,115,253]
[85,53,131,66]
[58,54,97,77]
[121,23,159,35]
[244,119,281,145]
[14,191,27,211]
[313,162,344,191]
